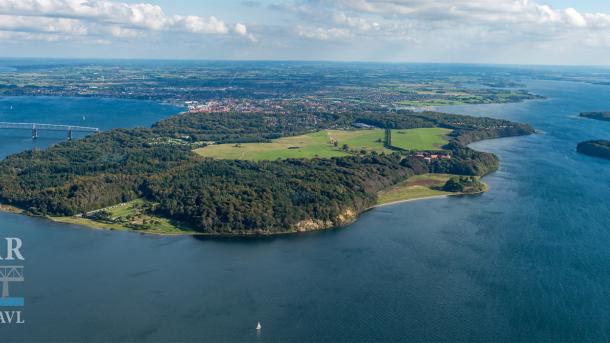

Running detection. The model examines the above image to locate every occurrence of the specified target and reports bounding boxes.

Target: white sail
[256,322,262,330]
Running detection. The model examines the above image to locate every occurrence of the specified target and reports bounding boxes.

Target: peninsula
[0,108,534,236]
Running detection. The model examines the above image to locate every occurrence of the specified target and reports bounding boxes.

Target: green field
[377,174,454,205]
[50,199,198,235]
[376,173,487,205]
[397,99,466,107]
[194,128,451,161]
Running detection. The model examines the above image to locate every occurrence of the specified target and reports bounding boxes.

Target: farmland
[194,128,451,161]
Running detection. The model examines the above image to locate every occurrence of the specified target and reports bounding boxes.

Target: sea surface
[0,96,180,158]
[1,81,610,342]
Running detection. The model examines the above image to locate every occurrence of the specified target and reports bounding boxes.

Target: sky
[1,0,610,65]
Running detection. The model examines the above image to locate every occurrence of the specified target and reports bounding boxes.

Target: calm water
[1,82,610,342]
[0,96,180,158]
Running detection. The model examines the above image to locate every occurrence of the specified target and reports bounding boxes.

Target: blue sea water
[0,96,180,158]
[0,80,609,341]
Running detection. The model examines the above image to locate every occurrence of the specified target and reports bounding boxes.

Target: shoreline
[0,188,484,237]
[373,194,450,209]
[371,187,487,210]
[0,204,24,214]
[0,100,517,239]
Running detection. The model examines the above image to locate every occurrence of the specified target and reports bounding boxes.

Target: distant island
[0,108,534,236]
[577,140,610,160]
[580,112,610,122]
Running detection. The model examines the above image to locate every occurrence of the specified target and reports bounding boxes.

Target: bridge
[0,266,23,299]
[0,122,100,140]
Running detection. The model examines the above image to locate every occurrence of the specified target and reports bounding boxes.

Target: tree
[442,177,464,192]
[87,210,113,223]
[384,127,392,147]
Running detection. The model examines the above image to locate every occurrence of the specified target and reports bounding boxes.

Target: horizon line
[0,56,609,68]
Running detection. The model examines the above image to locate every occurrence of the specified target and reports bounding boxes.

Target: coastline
[0,105,519,238]
[372,184,487,210]
[374,194,450,208]
[0,186,486,237]
[0,204,24,214]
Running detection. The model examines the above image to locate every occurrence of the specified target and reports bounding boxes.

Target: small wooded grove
[0,109,533,233]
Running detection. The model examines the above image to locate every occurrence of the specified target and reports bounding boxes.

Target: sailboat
[10,105,13,110]
[256,322,262,330]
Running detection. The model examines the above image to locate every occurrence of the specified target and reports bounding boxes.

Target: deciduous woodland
[0,109,534,234]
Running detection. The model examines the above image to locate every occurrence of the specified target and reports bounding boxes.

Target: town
[0,62,542,116]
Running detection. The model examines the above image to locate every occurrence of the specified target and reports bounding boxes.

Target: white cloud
[234,23,247,35]
[247,0,610,64]
[2,0,610,63]
[333,12,379,31]
[170,15,228,34]
[0,0,170,30]
[0,0,247,42]
[330,0,608,29]
[296,26,351,40]
[563,8,586,28]
[109,25,142,38]
[275,0,610,51]
[0,14,88,35]
[0,30,67,42]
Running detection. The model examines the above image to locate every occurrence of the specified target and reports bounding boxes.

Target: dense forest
[143,155,411,233]
[577,140,610,160]
[0,108,534,234]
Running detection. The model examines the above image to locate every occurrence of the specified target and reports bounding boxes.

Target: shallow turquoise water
[1,82,609,341]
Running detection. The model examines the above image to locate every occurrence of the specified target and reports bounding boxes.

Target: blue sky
[546,0,610,12]
[1,1,610,65]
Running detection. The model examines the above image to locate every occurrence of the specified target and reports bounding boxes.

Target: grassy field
[376,174,487,206]
[397,99,466,107]
[377,174,454,205]
[193,130,350,160]
[194,128,450,161]
[388,128,451,151]
[50,199,198,235]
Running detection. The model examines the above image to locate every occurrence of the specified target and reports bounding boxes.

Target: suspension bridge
[0,122,100,140]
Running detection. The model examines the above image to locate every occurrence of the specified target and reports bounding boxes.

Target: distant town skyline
[2,0,610,65]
